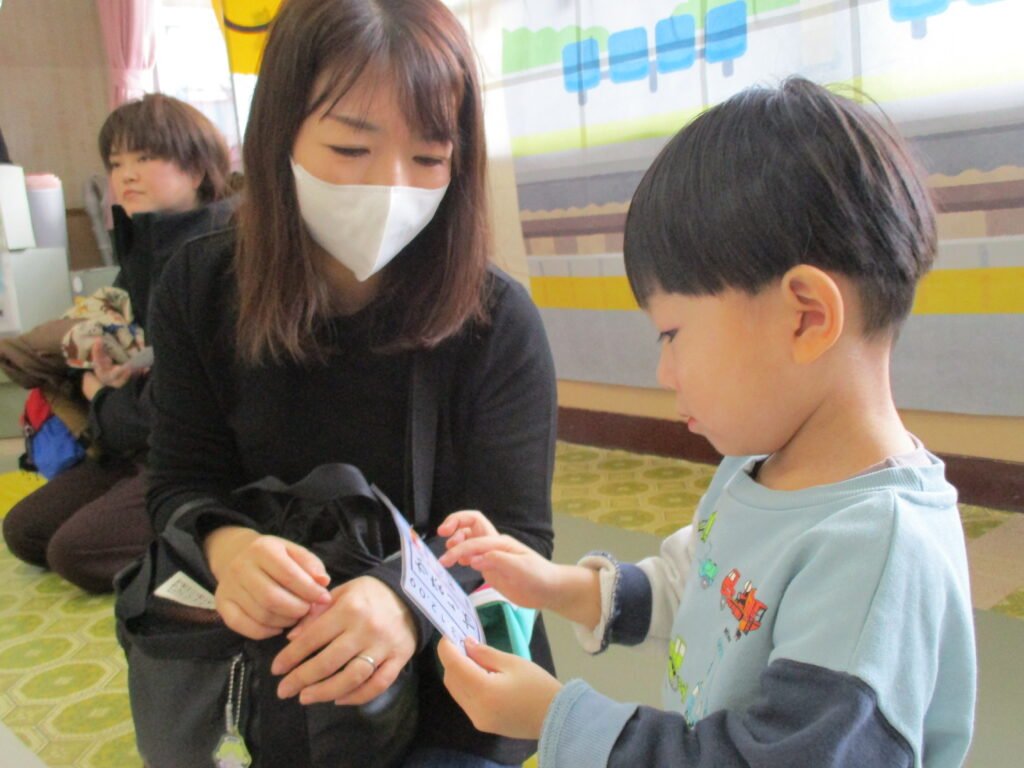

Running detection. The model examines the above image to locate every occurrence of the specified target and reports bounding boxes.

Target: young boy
[436,77,975,767]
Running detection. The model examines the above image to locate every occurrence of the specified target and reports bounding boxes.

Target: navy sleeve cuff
[608,562,653,647]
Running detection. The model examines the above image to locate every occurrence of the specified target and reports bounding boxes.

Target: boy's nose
[656,346,676,391]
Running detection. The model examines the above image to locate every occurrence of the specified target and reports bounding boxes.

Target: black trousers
[2,457,152,592]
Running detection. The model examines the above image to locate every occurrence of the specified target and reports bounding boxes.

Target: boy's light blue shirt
[540,453,976,767]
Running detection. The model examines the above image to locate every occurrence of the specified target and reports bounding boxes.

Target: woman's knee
[46,507,149,593]
[2,495,51,566]
[46,526,112,593]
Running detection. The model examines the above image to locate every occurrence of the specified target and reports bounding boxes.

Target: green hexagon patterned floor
[1,442,1021,767]
[0,546,138,766]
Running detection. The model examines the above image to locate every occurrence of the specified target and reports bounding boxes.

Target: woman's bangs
[313,27,462,149]
[105,116,175,164]
[393,41,462,147]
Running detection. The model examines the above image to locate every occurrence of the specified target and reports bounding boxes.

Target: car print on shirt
[720,568,767,639]
[698,510,717,542]
[696,510,720,588]
[667,636,689,701]
[698,558,719,587]
[682,637,726,727]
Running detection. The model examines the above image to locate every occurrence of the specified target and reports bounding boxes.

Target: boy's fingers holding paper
[438,510,499,541]
[439,637,560,740]
[439,534,525,568]
[437,637,489,702]
[462,636,507,672]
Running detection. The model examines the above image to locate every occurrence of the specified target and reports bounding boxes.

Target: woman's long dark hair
[235,0,490,364]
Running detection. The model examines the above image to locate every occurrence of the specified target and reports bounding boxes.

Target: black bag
[115,465,422,768]
[116,350,443,768]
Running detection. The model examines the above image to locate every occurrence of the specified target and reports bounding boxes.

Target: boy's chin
[703,433,753,459]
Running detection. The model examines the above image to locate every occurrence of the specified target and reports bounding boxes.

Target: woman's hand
[80,371,104,402]
[90,339,137,389]
[271,576,418,707]
[437,636,561,740]
[203,526,332,640]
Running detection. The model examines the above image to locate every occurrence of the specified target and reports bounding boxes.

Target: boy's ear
[780,265,844,364]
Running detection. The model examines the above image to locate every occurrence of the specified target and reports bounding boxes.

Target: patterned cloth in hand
[61,287,146,369]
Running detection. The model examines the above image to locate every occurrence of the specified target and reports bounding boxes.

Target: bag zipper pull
[213,653,252,768]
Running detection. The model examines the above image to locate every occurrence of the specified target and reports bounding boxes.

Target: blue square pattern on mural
[655,15,697,73]
[888,0,950,21]
[705,2,748,64]
[562,38,602,94]
[608,27,650,83]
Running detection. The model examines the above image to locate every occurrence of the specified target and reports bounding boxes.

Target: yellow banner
[530,268,1024,315]
[210,0,281,75]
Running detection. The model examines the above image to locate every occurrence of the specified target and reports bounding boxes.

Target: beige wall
[559,380,1024,464]
[0,0,109,208]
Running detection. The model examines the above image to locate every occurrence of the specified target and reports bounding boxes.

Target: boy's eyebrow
[325,112,382,133]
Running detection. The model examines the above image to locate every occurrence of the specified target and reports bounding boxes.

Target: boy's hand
[439,511,603,629]
[437,509,499,548]
[439,531,558,611]
[437,636,561,740]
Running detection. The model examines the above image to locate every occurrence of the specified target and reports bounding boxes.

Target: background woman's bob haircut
[624,76,937,336]
[99,93,231,204]
[235,0,491,364]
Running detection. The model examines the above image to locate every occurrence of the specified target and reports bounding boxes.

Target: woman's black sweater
[146,229,559,763]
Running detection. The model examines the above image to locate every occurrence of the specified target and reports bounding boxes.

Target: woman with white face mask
[139,1,557,766]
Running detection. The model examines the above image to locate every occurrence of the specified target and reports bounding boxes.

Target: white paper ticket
[372,485,484,653]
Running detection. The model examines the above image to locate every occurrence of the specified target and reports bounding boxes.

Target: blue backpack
[20,388,86,480]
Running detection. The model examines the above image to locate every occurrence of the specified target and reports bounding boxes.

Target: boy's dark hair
[624,77,936,335]
[98,94,231,203]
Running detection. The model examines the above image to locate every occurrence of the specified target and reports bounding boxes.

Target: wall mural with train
[212,0,1023,416]
[494,0,1023,417]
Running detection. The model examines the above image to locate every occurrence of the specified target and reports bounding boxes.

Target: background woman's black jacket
[88,199,235,455]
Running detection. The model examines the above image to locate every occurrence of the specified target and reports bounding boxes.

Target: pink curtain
[96,0,158,109]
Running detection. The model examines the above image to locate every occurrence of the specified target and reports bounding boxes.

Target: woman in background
[2,94,233,592]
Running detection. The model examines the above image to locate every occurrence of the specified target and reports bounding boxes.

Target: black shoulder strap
[114,497,221,623]
[234,463,375,504]
[407,348,440,531]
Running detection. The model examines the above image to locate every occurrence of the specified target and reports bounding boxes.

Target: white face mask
[291,160,449,282]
